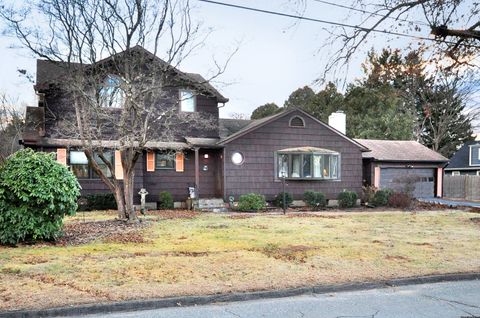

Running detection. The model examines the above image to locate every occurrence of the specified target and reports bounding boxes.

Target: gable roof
[355,139,448,162]
[445,141,480,170]
[218,108,369,151]
[35,46,228,103]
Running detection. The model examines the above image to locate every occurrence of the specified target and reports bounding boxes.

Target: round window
[231,152,244,165]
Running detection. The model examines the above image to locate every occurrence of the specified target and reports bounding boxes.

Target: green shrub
[78,193,117,211]
[337,190,358,208]
[371,189,394,207]
[387,192,412,209]
[0,149,80,245]
[303,190,327,210]
[158,191,174,209]
[273,192,293,208]
[237,193,266,212]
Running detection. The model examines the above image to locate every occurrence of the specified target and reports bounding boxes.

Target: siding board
[224,110,364,200]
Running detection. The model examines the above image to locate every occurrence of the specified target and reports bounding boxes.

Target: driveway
[419,197,480,208]
[81,280,480,318]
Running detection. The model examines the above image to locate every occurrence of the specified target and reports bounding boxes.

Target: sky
[0,0,478,133]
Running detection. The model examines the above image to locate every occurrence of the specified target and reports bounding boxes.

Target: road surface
[81,280,480,318]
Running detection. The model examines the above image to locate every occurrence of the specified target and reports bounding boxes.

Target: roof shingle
[355,139,448,162]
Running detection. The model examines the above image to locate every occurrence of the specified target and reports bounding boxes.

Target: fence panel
[444,175,480,200]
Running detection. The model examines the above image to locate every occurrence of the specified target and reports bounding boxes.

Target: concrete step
[197,198,227,212]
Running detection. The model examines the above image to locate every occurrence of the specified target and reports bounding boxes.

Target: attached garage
[379,168,435,198]
[355,139,448,198]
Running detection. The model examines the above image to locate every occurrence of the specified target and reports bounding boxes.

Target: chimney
[328,111,346,135]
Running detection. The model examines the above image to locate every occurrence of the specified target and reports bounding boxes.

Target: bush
[371,189,394,207]
[78,193,117,211]
[237,193,266,212]
[387,192,412,209]
[303,190,326,210]
[0,149,80,245]
[361,185,377,203]
[337,190,358,208]
[158,191,174,209]
[273,192,293,208]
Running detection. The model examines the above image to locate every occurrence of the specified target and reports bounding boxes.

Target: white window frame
[469,145,480,166]
[179,89,196,112]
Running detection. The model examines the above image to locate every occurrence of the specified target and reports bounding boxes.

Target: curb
[2,272,479,318]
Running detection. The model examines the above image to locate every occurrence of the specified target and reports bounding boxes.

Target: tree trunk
[114,186,127,220]
[123,166,137,222]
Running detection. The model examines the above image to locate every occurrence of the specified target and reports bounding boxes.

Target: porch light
[204,154,209,159]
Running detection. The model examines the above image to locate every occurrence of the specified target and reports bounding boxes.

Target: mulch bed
[145,210,199,219]
[56,220,151,246]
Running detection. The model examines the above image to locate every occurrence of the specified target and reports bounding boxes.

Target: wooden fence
[443,175,480,201]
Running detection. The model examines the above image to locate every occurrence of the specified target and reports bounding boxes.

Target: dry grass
[1,209,479,312]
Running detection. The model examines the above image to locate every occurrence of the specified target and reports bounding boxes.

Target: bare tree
[0,93,24,163]
[0,0,233,221]
[301,0,480,75]
[228,112,249,120]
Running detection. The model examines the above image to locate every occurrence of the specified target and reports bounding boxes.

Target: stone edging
[2,272,479,318]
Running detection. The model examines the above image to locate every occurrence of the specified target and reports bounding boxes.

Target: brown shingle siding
[224,110,363,200]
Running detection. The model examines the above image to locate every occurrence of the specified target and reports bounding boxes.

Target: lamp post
[281,170,286,214]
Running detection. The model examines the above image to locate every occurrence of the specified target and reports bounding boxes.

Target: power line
[198,0,480,49]
[311,0,430,27]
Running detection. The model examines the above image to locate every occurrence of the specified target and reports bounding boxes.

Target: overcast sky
[0,0,477,133]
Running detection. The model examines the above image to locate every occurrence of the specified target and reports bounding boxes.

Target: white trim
[289,115,306,128]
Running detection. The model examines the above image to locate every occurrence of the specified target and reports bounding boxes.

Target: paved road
[82,280,480,318]
[419,198,480,208]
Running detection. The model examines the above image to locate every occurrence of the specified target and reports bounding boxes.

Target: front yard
[1,209,479,312]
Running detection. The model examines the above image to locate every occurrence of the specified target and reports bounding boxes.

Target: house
[444,141,480,176]
[21,46,447,206]
[355,139,448,198]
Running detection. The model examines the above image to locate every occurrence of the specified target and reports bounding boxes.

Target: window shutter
[175,152,184,172]
[57,148,67,165]
[114,150,123,180]
[146,151,155,172]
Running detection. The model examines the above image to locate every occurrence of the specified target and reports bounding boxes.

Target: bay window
[276,148,340,180]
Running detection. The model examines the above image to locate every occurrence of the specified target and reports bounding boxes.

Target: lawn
[1,209,479,312]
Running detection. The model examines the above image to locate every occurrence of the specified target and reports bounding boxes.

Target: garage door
[380,168,435,198]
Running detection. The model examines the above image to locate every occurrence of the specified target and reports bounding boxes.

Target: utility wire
[198,0,480,49]
[311,0,430,27]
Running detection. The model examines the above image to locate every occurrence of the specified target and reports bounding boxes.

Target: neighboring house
[355,139,448,198]
[21,46,448,205]
[444,141,480,176]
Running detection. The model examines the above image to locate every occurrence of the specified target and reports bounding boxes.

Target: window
[70,151,89,178]
[277,150,340,180]
[289,116,305,127]
[156,151,175,169]
[179,89,196,112]
[99,75,125,108]
[69,150,113,179]
[451,171,460,176]
[231,152,244,165]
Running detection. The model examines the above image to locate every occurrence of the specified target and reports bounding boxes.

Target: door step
[196,198,227,212]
